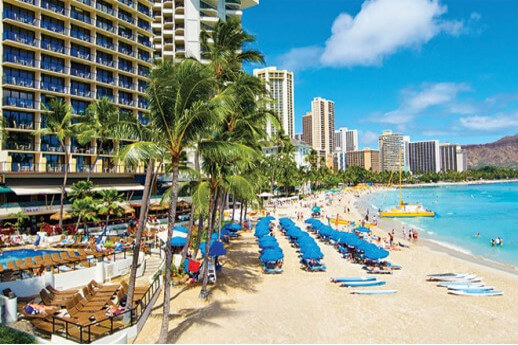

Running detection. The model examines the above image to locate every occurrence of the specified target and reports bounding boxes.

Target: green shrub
[0,325,37,344]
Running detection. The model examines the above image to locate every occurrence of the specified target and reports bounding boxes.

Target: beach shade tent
[260,249,284,262]
[228,223,242,231]
[363,247,389,260]
[301,248,324,260]
[258,236,278,245]
[200,241,227,257]
[171,236,187,247]
[311,206,321,213]
[254,227,270,238]
[259,216,275,221]
[354,226,371,233]
[174,226,190,233]
[211,233,219,241]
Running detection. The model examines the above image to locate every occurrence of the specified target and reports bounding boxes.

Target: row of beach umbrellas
[255,216,284,263]
[305,218,389,260]
[279,218,324,261]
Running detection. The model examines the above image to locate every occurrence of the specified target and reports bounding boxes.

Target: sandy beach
[136,188,518,344]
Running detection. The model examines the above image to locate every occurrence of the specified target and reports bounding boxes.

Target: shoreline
[400,178,518,188]
[354,189,518,276]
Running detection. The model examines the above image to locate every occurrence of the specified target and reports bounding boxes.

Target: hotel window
[3,24,35,46]
[71,61,91,79]
[9,153,34,172]
[3,4,36,24]
[97,68,113,84]
[119,42,133,56]
[41,15,65,34]
[3,67,35,88]
[41,74,65,93]
[3,89,35,109]
[96,34,114,50]
[96,15,114,33]
[119,58,133,72]
[71,43,91,60]
[4,111,34,130]
[41,135,61,152]
[138,17,151,31]
[119,25,133,40]
[96,86,113,100]
[41,0,65,14]
[118,9,135,24]
[3,46,35,66]
[41,54,65,73]
[119,75,133,89]
[119,91,133,105]
[71,24,91,42]
[70,6,91,24]
[71,80,91,97]
[41,35,65,54]
[71,99,90,115]
[97,51,114,67]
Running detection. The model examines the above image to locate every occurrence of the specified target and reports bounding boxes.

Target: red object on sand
[188,260,201,273]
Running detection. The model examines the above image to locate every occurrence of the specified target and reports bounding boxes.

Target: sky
[242,0,518,147]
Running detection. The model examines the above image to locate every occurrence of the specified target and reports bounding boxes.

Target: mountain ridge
[462,134,518,168]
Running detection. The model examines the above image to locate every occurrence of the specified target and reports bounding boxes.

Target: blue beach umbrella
[199,241,227,257]
[354,226,371,233]
[174,226,189,233]
[260,249,284,262]
[301,248,324,260]
[228,223,242,231]
[170,236,186,247]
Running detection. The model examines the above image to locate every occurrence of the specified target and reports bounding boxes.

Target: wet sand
[136,189,518,344]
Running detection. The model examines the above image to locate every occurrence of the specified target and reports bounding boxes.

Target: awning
[6,184,62,196]
[0,186,13,193]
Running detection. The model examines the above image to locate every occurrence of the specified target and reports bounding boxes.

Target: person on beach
[403,227,407,239]
[388,232,394,246]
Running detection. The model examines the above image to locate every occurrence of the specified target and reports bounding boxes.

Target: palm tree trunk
[74,215,82,232]
[158,161,180,343]
[58,146,70,229]
[199,187,218,299]
[105,214,110,229]
[126,159,154,310]
[87,139,102,182]
[193,213,203,258]
[231,195,237,222]
[181,205,195,261]
[239,199,244,225]
[217,191,226,240]
[243,202,248,227]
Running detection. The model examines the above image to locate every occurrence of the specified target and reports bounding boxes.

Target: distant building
[347,149,380,172]
[335,127,358,152]
[253,67,295,138]
[440,143,467,172]
[262,139,311,169]
[378,130,410,172]
[408,140,441,173]
[294,133,303,141]
[334,151,347,171]
[302,112,313,146]
[310,97,335,168]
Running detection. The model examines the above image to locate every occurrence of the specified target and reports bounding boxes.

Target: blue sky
[243,0,518,147]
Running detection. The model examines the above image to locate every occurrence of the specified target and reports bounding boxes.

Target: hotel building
[408,140,441,173]
[335,127,358,153]
[440,143,467,172]
[310,97,335,158]
[301,112,312,146]
[152,0,259,62]
[378,130,409,172]
[253,66,294,138]
[346,148,380,172]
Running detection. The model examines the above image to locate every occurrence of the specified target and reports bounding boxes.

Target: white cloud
[278,0,464,69]
[375,82,471,125]
[361,130,379,145]
[459,113,518,131]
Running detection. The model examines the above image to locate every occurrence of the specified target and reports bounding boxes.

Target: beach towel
[188,260,201,273]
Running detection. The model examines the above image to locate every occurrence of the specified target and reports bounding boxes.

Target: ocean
[364,182,518,267]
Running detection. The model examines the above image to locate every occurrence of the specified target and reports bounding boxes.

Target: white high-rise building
[335,127,358,152]
[253,67,295,138]
[440,143,467,172]
[153,0,259,62]
[378,130,410,172]
[311,97,335,156]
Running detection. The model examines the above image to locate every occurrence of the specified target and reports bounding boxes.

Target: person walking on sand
[403,227,407,240]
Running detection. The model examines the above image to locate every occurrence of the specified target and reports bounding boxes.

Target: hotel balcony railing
[96,23,115,33]
[97,59,115,67]
[119,48,135,57]
[41,22,66,34]
[118,98,135,106]
[6,121,35,130]
[41,1,66,15]
[119,13,135,25]
[71,69,92,79]
[2,76,36,88]
[119,31,135,41]
[46,164,66,173]
[119,0,135,8]
[97,40,115,50]
[119,64,135,73]
[3,97,35,109]
[41,42,66,54]
[97,77,115,85]
[71,31,93,43]
[119,81,135,90]
[40,82,66,93]
[41,144,64,152]
[96,4,115,16]
[71,49,92,61]
[4,142,34,151]
[3,54,36,67]
[9,163,37,172]
[41,62,67,74]
[76,0,93,6]
[3,11,37,25]
[3,32,37,46]
[72,147,93,154]
[70,11,92,25]
[70,88,92,97]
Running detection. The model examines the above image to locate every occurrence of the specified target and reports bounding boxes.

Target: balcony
[119,63,135,73]
[41,0,66,15]
[138,20,151,31]
[119,47,135,57]
[70,88,92,97]
[41,21,66,35]
[119,13,135,25]
[138,53,152,63]
[71,69,92,79]
[41,41,66,54]
[71,30,93,43]
[41,61,66,73]
[118,80,135,90]
[138,4,152,16]
[119,0,135,9]
[3,54,36,67]
[70,11,92,24]
[97,77,115,85]
[40,81,66,93]
[76,0,93,6]
[97,40,115,50]
[46,164,66,173]
[41,144,64,153]
[96,4,115,16]
[138,67,149,77]
[3,97,35,109]
[6,121,34,131]
[3,75,35,88]
[118,98,135,106]
[97,58,115,67]
[3,32,37,46]
[70,49,91,61]
[3,11,37,25]
[138,100,149,109]
[4,142,34,151]
[96,23,115,33]
[119,30,135,41]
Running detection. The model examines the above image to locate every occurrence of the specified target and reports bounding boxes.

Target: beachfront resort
[0,0,517,344]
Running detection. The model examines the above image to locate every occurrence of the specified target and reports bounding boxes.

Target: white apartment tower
[311,97,335,156]
[152,0,259,62]
[378,130,410,172]
[440,143,467,172]
[253,66,295,138]
[335,127,358,152]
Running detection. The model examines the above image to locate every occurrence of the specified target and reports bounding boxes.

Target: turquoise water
[0,249,60,267]
[365,182,518,266]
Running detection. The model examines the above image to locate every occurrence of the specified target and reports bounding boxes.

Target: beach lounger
[262,264,283,274]
[5,261,19,272]
[90,280,120,293]
[40,289,70,307]
[23,257,38,270]
[15,259,30,271]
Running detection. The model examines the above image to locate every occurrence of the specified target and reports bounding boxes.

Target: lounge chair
[40,289,70,307]
[50,253,69,265]
[89,280,119,293]
[262,263,283,274]
[46,285,77,297]
[23,257,38,270]
[14,259,30,271]
[5,261,18,272]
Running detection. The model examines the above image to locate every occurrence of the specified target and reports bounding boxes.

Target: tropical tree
[68,180,94,231]
[148,59,222,343]
[97,189,124,227]
[34,99,75,228]
[75,97,122,180]
[70,196,99,235]
[4,212,29,233]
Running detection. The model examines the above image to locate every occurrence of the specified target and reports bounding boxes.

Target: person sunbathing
[24,302,57,317]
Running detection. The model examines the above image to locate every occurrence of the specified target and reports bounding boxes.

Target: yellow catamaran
[380,151,435,218]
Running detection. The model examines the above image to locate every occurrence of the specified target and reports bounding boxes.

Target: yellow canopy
[50,211,72,221]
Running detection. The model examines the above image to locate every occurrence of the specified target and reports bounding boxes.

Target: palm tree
[68,180,94,231]
[70,196,99,235]
[148,60,222,343]
[75,97,121,179]
[34,99,75,228]
[97,189,124,227]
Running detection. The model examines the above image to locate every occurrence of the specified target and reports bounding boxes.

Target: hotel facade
[378,130,410,172]
[440,143,467,172]
[408,140,441,173]
[346,148,380,172]
[310,97,335,168]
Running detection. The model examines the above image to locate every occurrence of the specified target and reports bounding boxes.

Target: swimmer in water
[475,232,480,238]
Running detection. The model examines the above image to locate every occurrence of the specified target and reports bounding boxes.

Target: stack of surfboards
[330,276,397,295]
[427,273,503,296]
